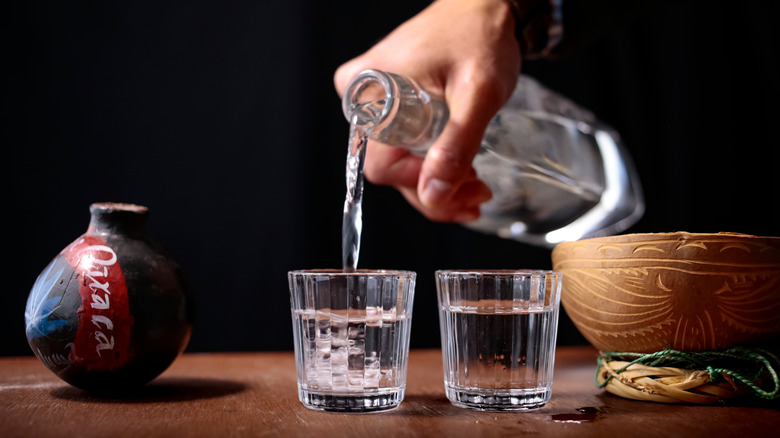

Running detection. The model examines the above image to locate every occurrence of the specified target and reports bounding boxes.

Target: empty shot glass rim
[435,269,561,279]
[435,269,562,312]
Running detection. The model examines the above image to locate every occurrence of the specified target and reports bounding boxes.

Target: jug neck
[87,202,148,238]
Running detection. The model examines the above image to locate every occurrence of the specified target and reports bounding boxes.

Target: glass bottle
[342,69,644,248]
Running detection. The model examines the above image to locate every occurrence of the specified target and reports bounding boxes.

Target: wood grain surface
[1,347,778,437]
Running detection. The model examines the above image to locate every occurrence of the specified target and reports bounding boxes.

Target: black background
[6,1,779,356]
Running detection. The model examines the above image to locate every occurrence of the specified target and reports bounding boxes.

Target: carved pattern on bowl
[552,233,780,352]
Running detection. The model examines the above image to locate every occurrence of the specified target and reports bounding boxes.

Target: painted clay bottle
[24,202,193,393]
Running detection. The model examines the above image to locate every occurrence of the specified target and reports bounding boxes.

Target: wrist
[504,0,563,58]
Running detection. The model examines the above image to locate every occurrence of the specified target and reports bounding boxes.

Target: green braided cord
[595,347,780,400]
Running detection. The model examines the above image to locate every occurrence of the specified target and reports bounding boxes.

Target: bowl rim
[554,231,780,247]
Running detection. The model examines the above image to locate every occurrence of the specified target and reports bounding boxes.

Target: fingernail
[421,179,454,206]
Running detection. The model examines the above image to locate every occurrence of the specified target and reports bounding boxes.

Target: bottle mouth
[342,69,397,128]
[90,202,148,214]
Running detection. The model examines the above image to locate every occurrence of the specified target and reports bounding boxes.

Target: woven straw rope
[597,359,742,404]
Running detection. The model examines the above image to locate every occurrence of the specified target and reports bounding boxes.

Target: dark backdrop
[6,1,778,356]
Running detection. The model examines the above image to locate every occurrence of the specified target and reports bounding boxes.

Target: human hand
[334,0,522,223]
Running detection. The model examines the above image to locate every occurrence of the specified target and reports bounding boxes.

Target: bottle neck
[342,69,395,128]
[87,202,148,238]
[342,69,448,155]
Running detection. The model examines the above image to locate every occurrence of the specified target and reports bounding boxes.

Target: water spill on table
[550,406,607,423]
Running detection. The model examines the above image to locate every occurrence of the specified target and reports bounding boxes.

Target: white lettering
[79,245,117,268]
[91,315,114,330]
[94,332,115,356]
[79,245,118,356]
[86,276,111,295]
[87,266,109,278]
[90,293,110,309]
[37,348,70,368]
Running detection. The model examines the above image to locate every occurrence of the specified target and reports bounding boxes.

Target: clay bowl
[552,232,780,353]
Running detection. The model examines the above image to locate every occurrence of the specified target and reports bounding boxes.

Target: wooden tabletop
[1,347,778,437]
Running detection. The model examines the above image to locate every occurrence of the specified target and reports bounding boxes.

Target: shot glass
[436,270,562,411]
[288,269,416,412]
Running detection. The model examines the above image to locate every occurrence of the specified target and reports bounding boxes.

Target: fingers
[418,119,484,208]
[331,0,521,223]
[362,143,422,189]
[399,177,492,223]
[417,71,511,210]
